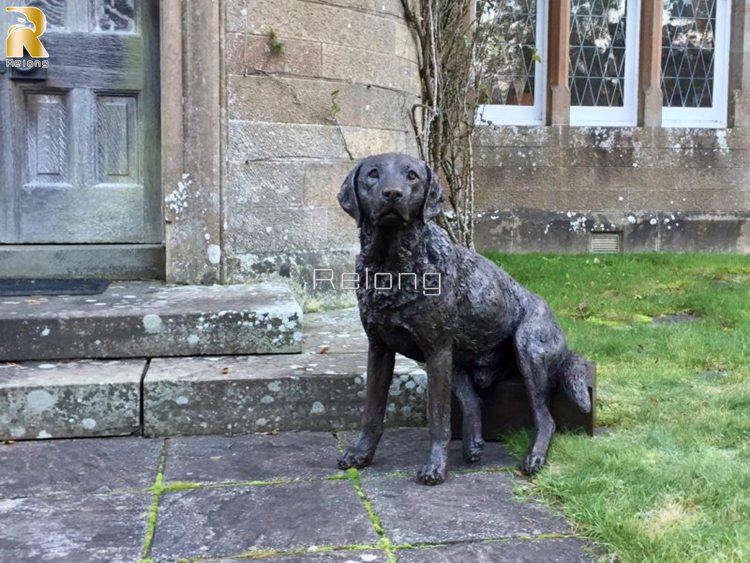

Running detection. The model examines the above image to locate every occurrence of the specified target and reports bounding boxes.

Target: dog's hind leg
[514,319,560,475]
[453,366,484,463]
[338,338,395,470]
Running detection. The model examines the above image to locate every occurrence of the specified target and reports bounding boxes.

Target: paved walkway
[0,429,594,562]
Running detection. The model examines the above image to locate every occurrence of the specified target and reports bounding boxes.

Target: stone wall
[222,0,419,300]
[473,126,750,254]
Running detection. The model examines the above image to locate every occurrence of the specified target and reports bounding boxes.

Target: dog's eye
[407,170,418,181]
[367,169,379,180]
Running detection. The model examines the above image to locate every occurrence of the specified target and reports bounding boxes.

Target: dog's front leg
[418,345,452,485]
[338,338,395,470]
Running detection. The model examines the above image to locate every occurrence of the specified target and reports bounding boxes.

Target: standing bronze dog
[337,153,591,485]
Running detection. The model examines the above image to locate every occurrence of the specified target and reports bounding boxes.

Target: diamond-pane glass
[662,0,717,108]
[477,0,538,106]
[569,0,628,107]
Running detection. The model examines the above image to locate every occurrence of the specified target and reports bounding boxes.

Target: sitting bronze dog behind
[337,153,591,485]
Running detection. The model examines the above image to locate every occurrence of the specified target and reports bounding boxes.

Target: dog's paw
[521,452,546,475]
[337,447,374,470]
[463,439,484,463]
[417,462,446,485]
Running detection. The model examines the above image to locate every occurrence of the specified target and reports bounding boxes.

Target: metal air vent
[589,232,622,254]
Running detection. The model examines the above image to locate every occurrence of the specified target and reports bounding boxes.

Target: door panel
[0,0,160,249]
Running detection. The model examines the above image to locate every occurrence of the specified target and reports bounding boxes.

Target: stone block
[227,160,306,208]
[473,211,516,252]
[227,0,400,54]
[0,437,163,497]
[474,166,558,211]
[567,126,654,149]
[339,126,418,160]
[326,207,359,248]
[143,354,426,436]
[514,210,594,253]
[658,213,750,252]
[229,121,348,161]
[475,146,560,168]
[304,160,356,207]
[0,360,143,440]
[149,481,380,559]
[0,282,303,361]
[321,43,419,93]
[224,249,358,298]
[225,206,330,254]
[228,74,415,130]
[361,472,571,545]
[0,492,150,562]
[475,125,560,148]
[226,33,323,76]
[655,127,747,149]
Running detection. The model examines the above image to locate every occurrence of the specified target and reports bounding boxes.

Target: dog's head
[338,153,444,228]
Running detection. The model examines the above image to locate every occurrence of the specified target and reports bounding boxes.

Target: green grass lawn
[483,253,750,563]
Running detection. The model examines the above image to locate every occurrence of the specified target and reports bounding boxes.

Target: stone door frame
[161,0,224,285]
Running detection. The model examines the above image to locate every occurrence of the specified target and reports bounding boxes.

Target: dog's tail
[559,351,592,413]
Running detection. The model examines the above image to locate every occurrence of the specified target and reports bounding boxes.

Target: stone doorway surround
[161,0,223,285]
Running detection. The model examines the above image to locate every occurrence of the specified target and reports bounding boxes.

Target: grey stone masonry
[0,281,303,361]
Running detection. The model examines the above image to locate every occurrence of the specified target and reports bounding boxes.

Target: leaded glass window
[476,0,547,126]
[569,0,640,126]
[662,0,732,127]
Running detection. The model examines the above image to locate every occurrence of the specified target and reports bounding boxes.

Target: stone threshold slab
[0,281,303,361]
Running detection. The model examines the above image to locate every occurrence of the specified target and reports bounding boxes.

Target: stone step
[1,308,595,442]
[0,282,303,361]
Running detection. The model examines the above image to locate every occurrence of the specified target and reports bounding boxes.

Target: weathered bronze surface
[337,153,593,485]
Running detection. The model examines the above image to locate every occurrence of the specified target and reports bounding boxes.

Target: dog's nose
[382,187,403,201]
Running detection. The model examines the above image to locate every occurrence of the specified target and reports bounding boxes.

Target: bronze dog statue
[337,153,591,484]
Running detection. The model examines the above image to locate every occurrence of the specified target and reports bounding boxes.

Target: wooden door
[0,0,160,274]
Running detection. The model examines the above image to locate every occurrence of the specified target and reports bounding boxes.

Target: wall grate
[589,232,622,253]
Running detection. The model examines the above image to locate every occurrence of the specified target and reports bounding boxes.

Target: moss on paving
[344,467,397,562]
[141,443,168,561]
[483,253,750,561]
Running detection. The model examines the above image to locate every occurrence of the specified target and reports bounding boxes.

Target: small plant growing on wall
[329,89,341,121]
[267,28,285,55]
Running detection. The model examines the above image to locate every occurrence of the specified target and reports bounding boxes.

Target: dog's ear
[422,163,445,222]
[338,162,362,225]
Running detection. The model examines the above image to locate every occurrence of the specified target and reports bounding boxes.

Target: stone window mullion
[547,0,572,125]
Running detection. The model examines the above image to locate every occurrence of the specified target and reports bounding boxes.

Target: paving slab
[340,427,516,476]
[396,538,593,562]
[0,359,144,440]
[0,492,150,562]
[206,550,387,562]
[0,436,163,498]
[149,480,380,560]
[164,431,340,484]
[0,281,303,361]
[361,472,570,545]
[144,354,426,436]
